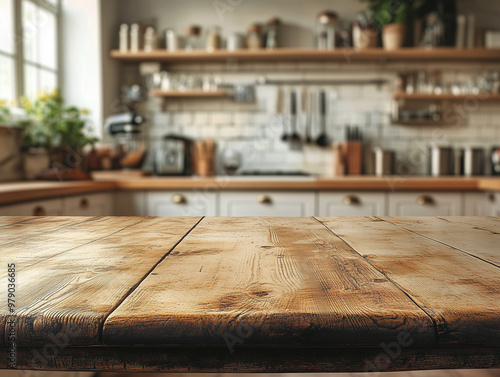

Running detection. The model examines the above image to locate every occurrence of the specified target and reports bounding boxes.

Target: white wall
[61,0,103,137]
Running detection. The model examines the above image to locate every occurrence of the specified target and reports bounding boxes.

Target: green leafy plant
[0,100,12,125]
[361,0,423,28]
[20,90,98,151]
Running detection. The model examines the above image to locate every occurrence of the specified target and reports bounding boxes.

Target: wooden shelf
[391,118,456,126]
[149,90,231,98]
[393,92,500,101]
[110,48,500,63]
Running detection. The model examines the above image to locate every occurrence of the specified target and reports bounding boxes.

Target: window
[0,0,60,101]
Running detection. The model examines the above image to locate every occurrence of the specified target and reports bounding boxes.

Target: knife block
[342,141,363,176]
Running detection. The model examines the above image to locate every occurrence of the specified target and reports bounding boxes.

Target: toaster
[154,135,194,176]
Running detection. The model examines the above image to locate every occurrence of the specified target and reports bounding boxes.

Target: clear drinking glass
[222,149,242,176]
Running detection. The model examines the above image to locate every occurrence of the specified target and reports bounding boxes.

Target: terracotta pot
[382,23,406,50]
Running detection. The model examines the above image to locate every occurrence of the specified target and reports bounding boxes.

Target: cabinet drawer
[388,192,463,216]
[220,191,316,217]
[63,193,113,216]
[318,192,387,216]
[0,199,64,216]
[147,191,217,216]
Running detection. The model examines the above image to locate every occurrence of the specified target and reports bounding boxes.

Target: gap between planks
[97,216,206,345]
[377,216,500,270]
[312,216,440,345]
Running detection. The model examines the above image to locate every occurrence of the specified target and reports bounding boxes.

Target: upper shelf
[110,48,500,63]
[393,92,500,100]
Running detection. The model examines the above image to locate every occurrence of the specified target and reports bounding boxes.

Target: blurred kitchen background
[1,0,500,218]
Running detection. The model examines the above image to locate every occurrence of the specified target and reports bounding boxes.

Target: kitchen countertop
[0,175,499,206]
[0,216,499,372]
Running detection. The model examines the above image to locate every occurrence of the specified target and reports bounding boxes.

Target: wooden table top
[0,216,499,373]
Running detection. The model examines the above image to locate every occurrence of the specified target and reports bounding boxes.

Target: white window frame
[9,0,61,99]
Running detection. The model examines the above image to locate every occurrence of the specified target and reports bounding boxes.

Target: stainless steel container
[428,146,454,177]
[372,147,396,176]
[0,126,23,182]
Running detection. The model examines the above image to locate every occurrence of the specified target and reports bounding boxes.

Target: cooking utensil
[302,88,313,144]
[276,87,289,142]
[289,91,301,146]
[316,90,329,147]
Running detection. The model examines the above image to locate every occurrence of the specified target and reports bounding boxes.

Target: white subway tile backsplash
[143,63,500,176]
[210,112,233,125]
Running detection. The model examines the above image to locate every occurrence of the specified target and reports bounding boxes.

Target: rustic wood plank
[0,216,103,347]
[317,217,500,346]
[1,346,499,373]
[0,216,201,347]
[380,217,500,267]
[0,217,99,247]
[103,217,435,348]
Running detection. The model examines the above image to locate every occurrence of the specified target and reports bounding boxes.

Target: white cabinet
[318,192,387,216]
[114,191,146,216]
[464,192,488,216]
[220,191,316,217]
[486,192,500,216]
[0,199,64,216]
[63,193,113,216]
[147,191,217,216]
[388,192,463,216]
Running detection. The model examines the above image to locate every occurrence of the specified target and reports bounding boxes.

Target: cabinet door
[220,191,316,217]
[487,192,500,216]
[388,192,463,216]
[464,192,488,216]
[114,191,146,216]
[63,193,113,216]
[0,199,64,216]
[318,192,387,216]
[147,191,217,216]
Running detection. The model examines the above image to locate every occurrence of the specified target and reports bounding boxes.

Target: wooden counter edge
[1,345,499,373]
[0,181,117,206]
[0,177,498,208]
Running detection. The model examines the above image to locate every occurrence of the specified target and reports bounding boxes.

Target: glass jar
[265,17,281,49]
[247,23,262,50]
[316,11,338,49]
[185,25,201,51]
[206,26,221,52]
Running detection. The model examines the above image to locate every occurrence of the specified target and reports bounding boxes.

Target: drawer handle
[33,206,46,216]
[489,194,495,203]
[343,195,361,205]
[80,198,89,209]
[172,194,187,204]
[417,195,435,206]
[257,195,272,204]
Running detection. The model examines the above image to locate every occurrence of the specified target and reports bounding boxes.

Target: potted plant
[361,0,414,50]
[20,90,98,180]
[0,101,24,182]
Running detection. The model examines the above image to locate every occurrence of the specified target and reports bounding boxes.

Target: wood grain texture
[103,217,435,347]
[1,346,499,373]
[381,217,500,267]
[0,181,115,206]
[317,217,500,346]
[0,216,201,347]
